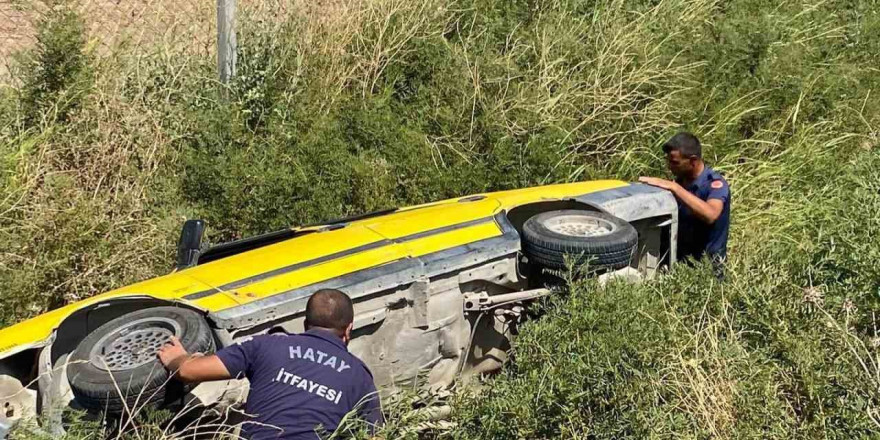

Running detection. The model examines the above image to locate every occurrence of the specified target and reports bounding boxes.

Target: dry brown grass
[232,0,451,114]
[0,65,180,318]
[661,291,740,438]
[0,0,214,82]
[0,0,234,321]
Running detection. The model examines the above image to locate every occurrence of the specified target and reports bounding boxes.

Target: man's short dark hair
[305,289,354,333]
[662,132,702,158]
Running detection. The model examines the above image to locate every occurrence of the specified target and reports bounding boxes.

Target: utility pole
[217,0,237,82]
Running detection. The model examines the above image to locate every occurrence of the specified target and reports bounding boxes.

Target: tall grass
[1,0,878,437]
[449,142,880,437]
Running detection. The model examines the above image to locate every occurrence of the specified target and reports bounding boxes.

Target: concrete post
[217,0,237,82]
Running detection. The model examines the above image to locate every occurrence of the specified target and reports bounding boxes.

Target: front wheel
[67,306,214,414]
[522,210,638,271]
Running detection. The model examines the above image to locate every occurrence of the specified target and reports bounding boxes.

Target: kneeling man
[158,289,383,439]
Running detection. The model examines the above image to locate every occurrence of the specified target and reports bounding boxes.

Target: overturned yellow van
[0,181,677,434]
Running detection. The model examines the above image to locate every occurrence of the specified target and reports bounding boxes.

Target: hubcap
[88,317,181,371]
[544,215,615,237]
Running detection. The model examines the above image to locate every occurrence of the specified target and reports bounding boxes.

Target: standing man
[639,132,730,278]
[158,289,383,439]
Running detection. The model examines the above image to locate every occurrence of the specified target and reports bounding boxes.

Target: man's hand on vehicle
[157,336,232,383]
[639,176,723,224]
[158,336,190,371]
[638,176,680,192]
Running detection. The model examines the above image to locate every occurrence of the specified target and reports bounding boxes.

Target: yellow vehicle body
[0,180,630,359]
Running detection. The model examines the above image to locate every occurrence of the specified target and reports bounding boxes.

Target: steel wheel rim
[88,317,181,371]
[544,215,616,237]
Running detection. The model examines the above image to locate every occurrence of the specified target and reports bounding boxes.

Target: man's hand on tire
[157,337,223,383]
[158,336,191,372]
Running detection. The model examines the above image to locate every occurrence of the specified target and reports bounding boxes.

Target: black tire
[522,210,638,271]
[67,306,214,414]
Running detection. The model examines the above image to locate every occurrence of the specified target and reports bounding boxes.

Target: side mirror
[177,219,206,270]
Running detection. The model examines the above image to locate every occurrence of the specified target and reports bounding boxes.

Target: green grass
[1,0,879,437]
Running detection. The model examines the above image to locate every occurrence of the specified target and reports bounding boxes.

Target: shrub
[17,0,93,128]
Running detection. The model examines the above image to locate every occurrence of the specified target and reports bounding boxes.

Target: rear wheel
[67,307,214,414]
[522,210,638,271]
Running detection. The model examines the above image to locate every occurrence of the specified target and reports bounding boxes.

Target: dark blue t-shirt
[676,166,731,261]
[216,329,383,440]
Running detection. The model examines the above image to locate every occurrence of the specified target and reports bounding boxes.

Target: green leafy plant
[17,0,93,128]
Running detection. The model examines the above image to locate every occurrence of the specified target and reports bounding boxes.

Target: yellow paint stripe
[406,221,503,258]
[228,244,406,303]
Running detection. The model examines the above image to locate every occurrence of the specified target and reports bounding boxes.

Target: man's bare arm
[672,187,724,224]
[158,337,232,383]
[639,177,724,224]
